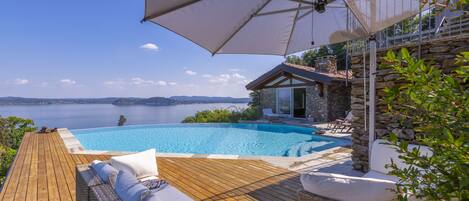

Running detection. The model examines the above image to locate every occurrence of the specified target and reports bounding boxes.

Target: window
[276,88,291,115]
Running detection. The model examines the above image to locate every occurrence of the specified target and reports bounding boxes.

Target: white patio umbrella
[142,0,425,164]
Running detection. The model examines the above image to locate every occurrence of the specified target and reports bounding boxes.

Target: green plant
[182,107,260,123]
[0,116,35,186]
[0,116,36,149]
[382,49,468,200]
[0,145,16,185]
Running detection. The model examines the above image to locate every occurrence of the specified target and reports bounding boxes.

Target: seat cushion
[300,172,396,201]
[144,185,193,201]
[111,149,158,179]
[90,160,118,184]
[115,170,151,201]
[363,170,399,183]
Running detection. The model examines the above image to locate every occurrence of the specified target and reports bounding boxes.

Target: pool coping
[57,127,351,166]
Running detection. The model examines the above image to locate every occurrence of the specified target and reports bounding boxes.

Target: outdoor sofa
[298,139,432,201]
[76,149,192,201]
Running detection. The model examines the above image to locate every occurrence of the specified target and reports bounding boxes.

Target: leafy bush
[0,116,36,149]
[0,146,17,185]
[182,107,260,123]
[0,116,35,186]
[382,49,468,200]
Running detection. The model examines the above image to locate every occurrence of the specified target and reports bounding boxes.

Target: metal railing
[348,7,468,55]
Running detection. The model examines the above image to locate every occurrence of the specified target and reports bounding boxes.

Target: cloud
[105,78,174,88]
[202,74,212,78]
[140,43,159,51]
[14,78,29,85]
[207,73,248,85]
[60,79,76,85]
[231,73,246,79]
[185,70,197,75]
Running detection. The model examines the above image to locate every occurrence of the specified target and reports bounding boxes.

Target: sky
[0,0,285,98]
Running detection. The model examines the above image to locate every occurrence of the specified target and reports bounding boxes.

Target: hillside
[0,96,250,106]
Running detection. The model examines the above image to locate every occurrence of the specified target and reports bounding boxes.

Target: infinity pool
[71,123,349,157]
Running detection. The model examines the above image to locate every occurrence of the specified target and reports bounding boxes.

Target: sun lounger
[298,140,432,201]
[262,108,281,118]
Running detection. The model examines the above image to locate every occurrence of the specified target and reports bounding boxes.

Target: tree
[285,42,347,70]
[382,49,468,200]
[0,116,36,186]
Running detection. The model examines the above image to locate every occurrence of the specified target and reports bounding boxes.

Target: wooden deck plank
[0,133,302,201]
[37,135,49,201]
[0,134,31,201]
[26,134,39,201]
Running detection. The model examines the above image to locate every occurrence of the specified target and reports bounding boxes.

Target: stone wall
[327,83,351,121]
[350,35,469,172]
[258,82,351,122]
[305,84,328,122]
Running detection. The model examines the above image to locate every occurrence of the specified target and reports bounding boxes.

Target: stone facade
[350,35,469,172]
[258,82,350,122]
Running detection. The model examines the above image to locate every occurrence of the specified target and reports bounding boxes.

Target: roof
[245,63,352,90]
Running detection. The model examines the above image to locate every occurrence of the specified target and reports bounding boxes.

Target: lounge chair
[298,139,432,201]
[330,112,353,133]
[262,108,281,118]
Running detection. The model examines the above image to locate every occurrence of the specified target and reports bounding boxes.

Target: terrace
[0,132,352,201]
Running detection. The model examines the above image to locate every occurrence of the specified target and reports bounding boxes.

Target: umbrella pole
[368,35,377,166]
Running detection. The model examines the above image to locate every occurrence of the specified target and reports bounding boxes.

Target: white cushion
[371,140,433,174]
[300,172,396,201]
[363,170,399,183]
[144,185,193,201]
[111,149,158,179]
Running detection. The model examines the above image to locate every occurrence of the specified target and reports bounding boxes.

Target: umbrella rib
[343,0,370,34]
[211,0,272,55]
[284,3,302,56]
[142,0,201,22]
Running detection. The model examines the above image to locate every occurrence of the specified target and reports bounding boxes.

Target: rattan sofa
[76,163,121,201]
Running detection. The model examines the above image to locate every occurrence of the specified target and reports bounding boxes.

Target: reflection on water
[0,103,247,129]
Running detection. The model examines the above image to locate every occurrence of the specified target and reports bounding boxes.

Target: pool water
[72,123,349,157]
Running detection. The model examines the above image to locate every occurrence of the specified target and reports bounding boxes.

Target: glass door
[276,88,292,116]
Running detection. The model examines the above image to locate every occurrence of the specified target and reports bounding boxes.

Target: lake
[0,103,247,129]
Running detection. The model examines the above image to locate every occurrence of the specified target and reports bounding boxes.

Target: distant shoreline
[0,96,250,106]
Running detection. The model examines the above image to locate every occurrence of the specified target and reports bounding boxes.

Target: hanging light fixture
[315,0,327,13]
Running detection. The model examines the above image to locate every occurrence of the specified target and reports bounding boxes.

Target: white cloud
[237,79,252,85]
[156,81,167,86]
[231,73,246,79]
[168,82,177,86]
[15,78,29,85]
[60,79,76,85]
[185,70,197,75]
[140,43,159,51]
[219,74,231,79]
[202,74,212,78]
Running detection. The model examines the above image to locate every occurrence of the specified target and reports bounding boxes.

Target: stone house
[246,56,351,122]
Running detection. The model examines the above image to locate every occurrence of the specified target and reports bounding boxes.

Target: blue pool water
[72,123,349,157]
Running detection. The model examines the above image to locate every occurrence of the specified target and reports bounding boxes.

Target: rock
[429,46,450,53]
[383,74,400,81]
[376,81,395,89]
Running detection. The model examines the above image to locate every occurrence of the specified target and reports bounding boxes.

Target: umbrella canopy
[143,0,423,56]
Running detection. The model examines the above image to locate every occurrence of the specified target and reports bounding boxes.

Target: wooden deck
[0,133,302,201]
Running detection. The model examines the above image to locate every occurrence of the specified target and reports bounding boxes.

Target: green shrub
[0,116,36,149]
[0,145,16,185]
[182,107,260,123]
[382,49,468,200]
[0,116,36,186]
